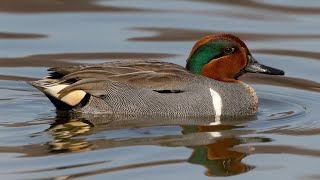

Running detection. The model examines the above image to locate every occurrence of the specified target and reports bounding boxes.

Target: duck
[30,34,284,120]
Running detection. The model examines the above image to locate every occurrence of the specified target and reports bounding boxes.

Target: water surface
[1,0,320,179]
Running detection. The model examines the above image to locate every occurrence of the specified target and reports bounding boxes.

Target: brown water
[1,0,320,179]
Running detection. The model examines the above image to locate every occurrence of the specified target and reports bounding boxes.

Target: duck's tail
[29,78,87,110]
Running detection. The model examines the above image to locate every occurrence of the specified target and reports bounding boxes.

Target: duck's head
[186,34,284,82]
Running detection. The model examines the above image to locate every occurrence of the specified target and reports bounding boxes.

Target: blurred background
[0,0,320,179]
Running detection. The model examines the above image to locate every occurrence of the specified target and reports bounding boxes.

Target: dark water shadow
[0,52,177,82]
[0,75,38,82]
[193,0,320,14]
[0,52,177,68]
[0,32,47,39]
[190,9,293,21]
[128,27,320,42]
[305,175,320,180]
[0,0,147,13]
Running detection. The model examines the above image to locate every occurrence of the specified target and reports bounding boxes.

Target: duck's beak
[245,54,285,75]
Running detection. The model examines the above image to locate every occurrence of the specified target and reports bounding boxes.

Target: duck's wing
[49,60,193,92]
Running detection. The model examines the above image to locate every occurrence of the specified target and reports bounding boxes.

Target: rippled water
[1,0,320,179]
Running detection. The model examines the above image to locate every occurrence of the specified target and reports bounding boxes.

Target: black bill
[245,54,285,75]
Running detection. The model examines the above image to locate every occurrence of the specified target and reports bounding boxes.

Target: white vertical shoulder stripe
[209,88,222,125]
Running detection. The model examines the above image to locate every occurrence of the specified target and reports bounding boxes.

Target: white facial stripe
[209,88,222,124]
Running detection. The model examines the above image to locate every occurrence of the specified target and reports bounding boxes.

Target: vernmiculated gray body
[30,60,258,118]
[72,73,257,117]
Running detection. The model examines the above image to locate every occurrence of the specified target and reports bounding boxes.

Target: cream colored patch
[44,84,86,106]
[209,88,222,125]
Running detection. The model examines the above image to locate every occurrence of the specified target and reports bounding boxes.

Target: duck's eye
[224,47,235,54]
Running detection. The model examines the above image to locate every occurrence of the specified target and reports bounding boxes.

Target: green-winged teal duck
[30,34,284,120]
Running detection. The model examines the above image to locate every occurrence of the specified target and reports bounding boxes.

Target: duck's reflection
[48,120,92,153]
[183,125,254,176]
[48,113,258,176]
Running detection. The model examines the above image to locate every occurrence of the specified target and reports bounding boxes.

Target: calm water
[1,0,320,179]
